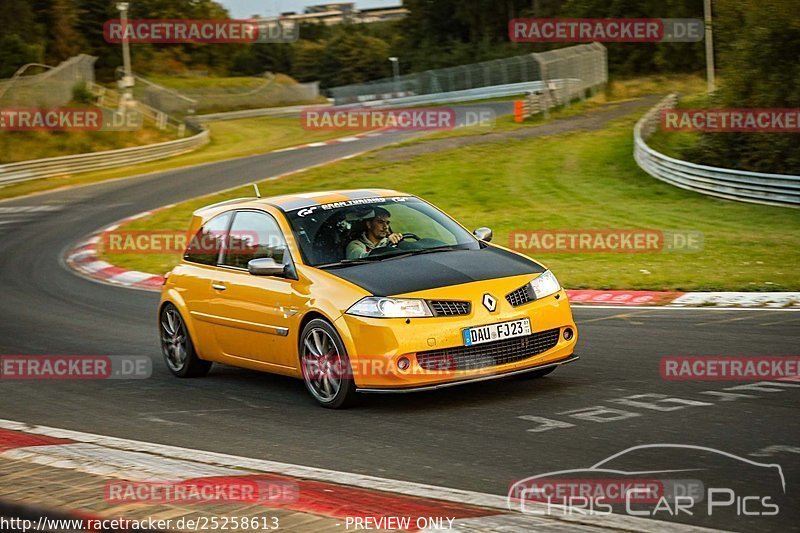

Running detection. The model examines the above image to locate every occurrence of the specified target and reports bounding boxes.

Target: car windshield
[283,196,480,267]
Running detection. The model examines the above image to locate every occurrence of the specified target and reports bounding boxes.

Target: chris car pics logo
[508,444,785,519]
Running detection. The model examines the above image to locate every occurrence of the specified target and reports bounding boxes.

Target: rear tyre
[160,303,212,378]
[300,319,358,409]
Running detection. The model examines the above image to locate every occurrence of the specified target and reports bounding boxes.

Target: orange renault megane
[159,189,578,408]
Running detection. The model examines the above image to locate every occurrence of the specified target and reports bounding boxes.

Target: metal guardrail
[195,81,576,118]
[356,81,551,108]
[634,94,800,208]
[0,127,209,186]
[195,102,333,122]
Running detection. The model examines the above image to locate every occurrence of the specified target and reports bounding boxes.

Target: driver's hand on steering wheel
[387,232,404,244]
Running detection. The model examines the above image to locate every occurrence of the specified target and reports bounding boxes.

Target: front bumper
[356,354,579,393]
[334,286,578,390]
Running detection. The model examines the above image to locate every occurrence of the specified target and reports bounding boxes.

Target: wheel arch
[297,311,335,351]
[158,290,207,361]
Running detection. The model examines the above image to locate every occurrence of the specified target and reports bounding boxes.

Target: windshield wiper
[378,245,464,261]
[315,258,373,269]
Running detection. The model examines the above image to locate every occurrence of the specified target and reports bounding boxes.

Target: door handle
[211,283,227,291]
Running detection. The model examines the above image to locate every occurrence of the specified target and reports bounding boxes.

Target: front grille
[416,328,561,371]
[506,284,534,307]
[428,300,471,317]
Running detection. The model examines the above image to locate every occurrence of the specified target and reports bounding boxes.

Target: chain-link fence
[0,55,96,106]
[328,43,607,105]
[136,75,321,115]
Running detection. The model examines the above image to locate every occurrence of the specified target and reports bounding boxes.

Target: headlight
[529,270,561,299]
[346,297,433,318]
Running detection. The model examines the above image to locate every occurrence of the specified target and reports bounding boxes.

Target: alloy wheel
[301,327,345,403]
[161,307,188,373]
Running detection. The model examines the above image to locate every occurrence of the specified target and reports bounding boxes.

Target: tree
[0,0,43,76]
[46,0,83,63]
[0,35,42,78]
[291,26,392,88]
[76,0,120,80]
[684,0,800,173]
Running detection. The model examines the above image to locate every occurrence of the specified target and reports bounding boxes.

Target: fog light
[563,328,574,341]
[397,357,410,371]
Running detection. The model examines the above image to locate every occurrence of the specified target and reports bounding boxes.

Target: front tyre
[160,303,212,378]
[300,319,358,409]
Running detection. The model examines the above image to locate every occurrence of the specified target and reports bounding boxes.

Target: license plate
[462,318,531,346]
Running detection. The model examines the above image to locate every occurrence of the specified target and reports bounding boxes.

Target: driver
[345,207,404,259]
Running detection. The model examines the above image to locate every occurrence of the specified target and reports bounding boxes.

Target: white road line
[66,250,94,262]
[0,419,725,533]
[0,206,62,213]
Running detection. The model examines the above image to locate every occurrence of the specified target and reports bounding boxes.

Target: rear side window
[183,212,232,265]
[222,210,290,269]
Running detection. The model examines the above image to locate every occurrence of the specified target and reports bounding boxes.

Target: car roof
[193,188,413,218]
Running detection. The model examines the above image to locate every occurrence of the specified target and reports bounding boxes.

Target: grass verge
[0,124,175,164]
[645,94,709,159]
[0,116,348,201]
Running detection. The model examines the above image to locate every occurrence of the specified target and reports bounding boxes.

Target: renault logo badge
[482,294,497,312]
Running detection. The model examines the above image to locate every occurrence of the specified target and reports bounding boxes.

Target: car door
[208,209,299,370]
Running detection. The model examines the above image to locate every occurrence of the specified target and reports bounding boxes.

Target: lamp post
[389,56,399,96]
[117,2,135,109]
[704,0,716,93]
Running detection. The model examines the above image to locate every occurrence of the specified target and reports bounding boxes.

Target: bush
[71,82,94,104]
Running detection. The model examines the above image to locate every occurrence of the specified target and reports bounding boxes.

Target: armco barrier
[0,127,209,186]
[634,94,800,208]
[195,102,332,122]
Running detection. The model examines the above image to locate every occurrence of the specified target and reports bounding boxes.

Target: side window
[222,211,290,270]
[184,212,232,265]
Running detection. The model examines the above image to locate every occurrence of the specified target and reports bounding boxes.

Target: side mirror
[473,227,493,242]
[248,257,285,277]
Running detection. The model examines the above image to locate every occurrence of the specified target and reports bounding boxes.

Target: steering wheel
[389,233,421,248]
